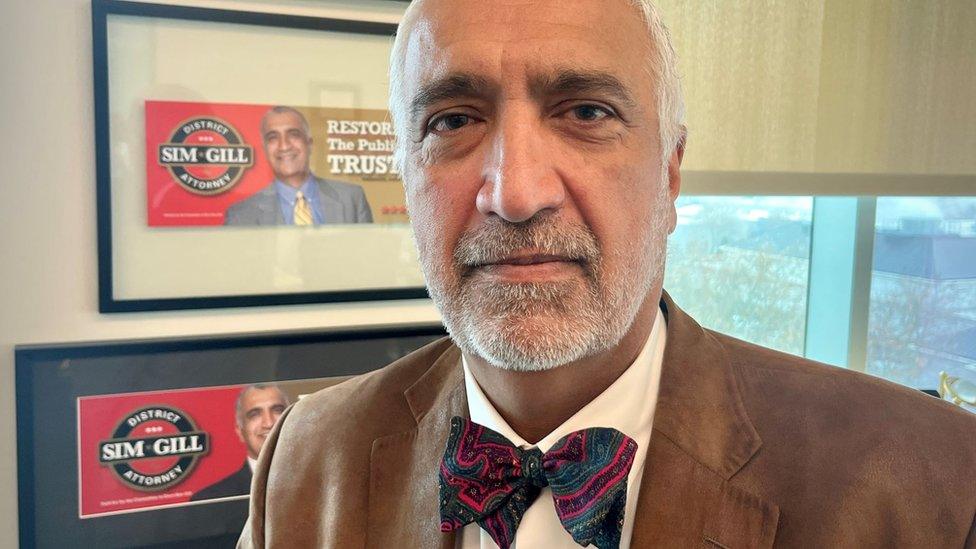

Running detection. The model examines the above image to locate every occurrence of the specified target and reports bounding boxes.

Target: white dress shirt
[457,308,667,549]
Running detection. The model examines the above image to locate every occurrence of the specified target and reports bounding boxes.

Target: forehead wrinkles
[400,1,650,98]
[407,0,646,42]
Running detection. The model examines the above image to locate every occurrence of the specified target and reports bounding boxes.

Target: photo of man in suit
[239,1,976,547]
[224,106,373,226]
[191,384,289,502]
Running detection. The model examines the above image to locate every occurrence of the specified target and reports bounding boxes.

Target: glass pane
[867,197,976,401]
[665,196,813,355]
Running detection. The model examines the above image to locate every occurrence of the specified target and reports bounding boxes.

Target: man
[240,1,976,547]
[192,384,289,501]
[224,106,373,225]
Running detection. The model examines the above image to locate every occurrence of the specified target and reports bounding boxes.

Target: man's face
[398,0,681,371]
[235,387,288,460]
[262,110,312,182]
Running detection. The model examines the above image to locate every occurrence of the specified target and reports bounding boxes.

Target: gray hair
[260,106,311,140]
[235,383,290,427]
[388,0,686,171]
[625,0,687,161]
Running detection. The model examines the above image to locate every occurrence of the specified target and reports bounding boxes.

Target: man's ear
[665,129,686,234]
[667,129,686,201]
[234,424,245,444]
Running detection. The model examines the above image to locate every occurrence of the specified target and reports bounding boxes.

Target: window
[666,197,813,355]
[665,194,976,410]
[866,198,976,390]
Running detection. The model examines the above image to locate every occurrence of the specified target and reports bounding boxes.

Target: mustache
[454,215,601,275]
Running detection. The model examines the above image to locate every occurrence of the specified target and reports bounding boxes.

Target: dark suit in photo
[191,462,252,502]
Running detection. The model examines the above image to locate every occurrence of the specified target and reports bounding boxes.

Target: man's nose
[271,135,292,151]
[476,111,565,223]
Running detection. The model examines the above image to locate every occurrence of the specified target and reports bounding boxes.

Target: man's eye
[570,104,613,122]
[430,114,472,133]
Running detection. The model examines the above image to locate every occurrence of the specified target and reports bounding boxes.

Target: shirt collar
[273,176,315,203]
[462,307,666,452]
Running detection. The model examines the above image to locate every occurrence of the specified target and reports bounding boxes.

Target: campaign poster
[77,378,344,518]
[145,100,405,227]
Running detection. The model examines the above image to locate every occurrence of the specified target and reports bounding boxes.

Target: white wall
[0,1,421,546]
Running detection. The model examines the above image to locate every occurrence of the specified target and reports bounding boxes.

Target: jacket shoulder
[314,176,366,197]
[713,329,976,539]
[224,185,275,220]
[281,336,455,443]
[246,336,456,547]
[716,330,976,447]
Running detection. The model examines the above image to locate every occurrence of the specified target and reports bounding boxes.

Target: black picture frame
[16,323,446,548]
[93,0,427,312]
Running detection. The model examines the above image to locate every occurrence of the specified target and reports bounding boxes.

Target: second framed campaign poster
[16,324,446,548]
[93,0,425,312]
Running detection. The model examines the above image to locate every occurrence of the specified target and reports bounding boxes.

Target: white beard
[418,185,670,372]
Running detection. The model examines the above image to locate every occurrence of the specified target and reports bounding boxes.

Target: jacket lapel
[630,294,779,548]
[314,177,343,223]
[630,435,779,548]
[366,345,465,549]
[256,186,280,225]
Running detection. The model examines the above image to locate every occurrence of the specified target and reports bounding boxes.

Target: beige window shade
[657,0,976,193]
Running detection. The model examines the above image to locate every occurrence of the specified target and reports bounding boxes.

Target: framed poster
[16,324,446,548]
[93,0,427,312]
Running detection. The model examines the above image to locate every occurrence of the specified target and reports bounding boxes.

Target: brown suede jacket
[240,295,976,548]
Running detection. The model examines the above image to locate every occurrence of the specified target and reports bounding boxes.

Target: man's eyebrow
[533,69,638,108]
[409,73,494,123]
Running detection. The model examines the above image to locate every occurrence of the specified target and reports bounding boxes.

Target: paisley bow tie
[439,416,637,549]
